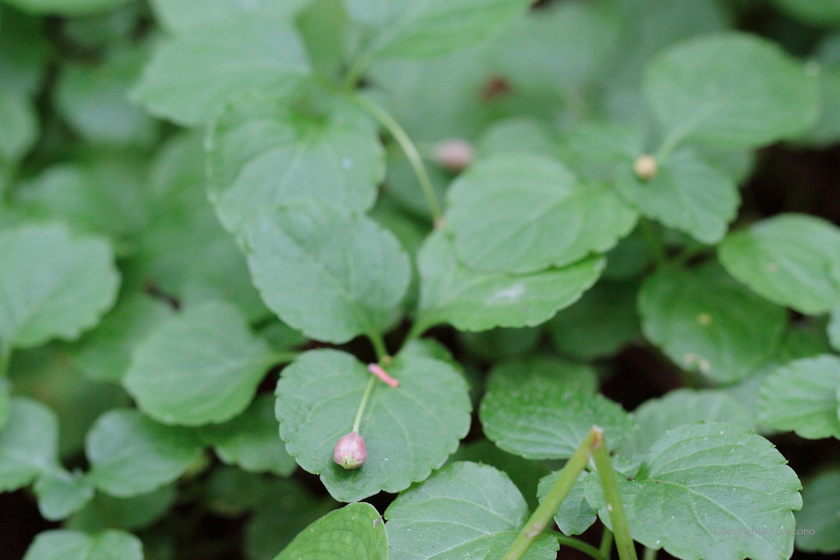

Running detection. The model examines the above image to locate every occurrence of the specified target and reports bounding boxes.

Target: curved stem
[555,533,610,560]
[639,218,667,267]
[600,527,614,557]
[591,432,638,560]
[502,427,601,560]
[269,351,300,366]
[368,332,389,362]
[643,546,657,560]
[350,94,443,221]
[353,376,376,433]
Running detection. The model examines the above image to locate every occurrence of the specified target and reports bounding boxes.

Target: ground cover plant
[2,0,840,558]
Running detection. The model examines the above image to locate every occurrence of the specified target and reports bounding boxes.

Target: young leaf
[0,223,120,349]
[275,348,471,502]
[479,358,633,459]
[22,529,142,560]
[718,214,840,315]
[149,0,312,33]
[273,502,386,560]
[86,409,203,497]
[207,89,384,233]
[124,300,273,426]
[69,293,175,382]
[772,0,840,26]
[614,149,738,244]
[537,471,596,536]
[66,485,177,532]
[639,263,787,383]
[0,86,38,162]
[549,279,641,360]
[33,469,95,522]
[757,355,840,439]
[795,470,840,553]
[131,15,309,125]
[200,395,297,476]
[385,461,559,560]
[645,32,819,149]
[0,397,59,492]
[446,154,636,273]
[244,200,411,344]
[415,229,604,333]
[344,0,531,60]
[586,422,803,560]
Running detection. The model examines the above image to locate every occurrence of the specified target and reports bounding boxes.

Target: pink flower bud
[433,139,474,172]
[333,431,367,469]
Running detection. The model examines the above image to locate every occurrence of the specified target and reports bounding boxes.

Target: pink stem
[368,363,400,388]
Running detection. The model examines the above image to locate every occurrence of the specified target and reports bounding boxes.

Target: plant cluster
[2,0,840,559]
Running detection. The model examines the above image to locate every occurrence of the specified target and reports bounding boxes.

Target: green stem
[350,94,443,222]
[368,332,389,362]
[353,376,376,433]
[555,533,610,560]
[600,528,614,557]
[591,432,638,560]
[502,427,601,560]
[269,351,300,366]
[643,546,657,560]
[639,218,667,267]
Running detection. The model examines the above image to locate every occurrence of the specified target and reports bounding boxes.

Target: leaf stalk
[592,431,638,560]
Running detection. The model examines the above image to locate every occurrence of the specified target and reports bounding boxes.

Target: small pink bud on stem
[433,139,474,173]
[368,363,400,388]
[334,431,367,469]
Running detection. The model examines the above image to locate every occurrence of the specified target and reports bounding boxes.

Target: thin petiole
[350,94,443,222]
[353,376,377,433]
[555,533,611,560]
[600,527,614,557]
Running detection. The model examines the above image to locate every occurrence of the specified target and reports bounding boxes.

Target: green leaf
[66,485,177,532]
[446,154,636,273]
[275,348,471,502]
[0,378,9,430]
[344,0,531,60]
[479,358,633,459]
[0,85,38,161]
[149,0,312,33]
[795,470,840,553]
[537,471,595,536]
[623,389,754,459]
[244,200,411,344]
[415,229,604,333]
[23,530,142,560]
[200,395,297,476]
[772,0,840,26]
[54,49,157,147]
[549,279,641,360]
[718,214,840,315]
[757,355,840,439]
[645,32,819,149]
[614,149,738,244]
[33,469,95,521]
[830,305,840,351]
[1,0,132,16]
[274,502,386,560]
[639,263,787,383]
[69,293,175,382]
[246,479,336,560]
[86,409,203,497]
[0,397,59,492]
[131,15,309,125]
[449,439,549,512]
[385,461,559,560]
[124,300,272,426]
[0,223,120,349]
[585,422,803,560]
[207,88,384,233]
